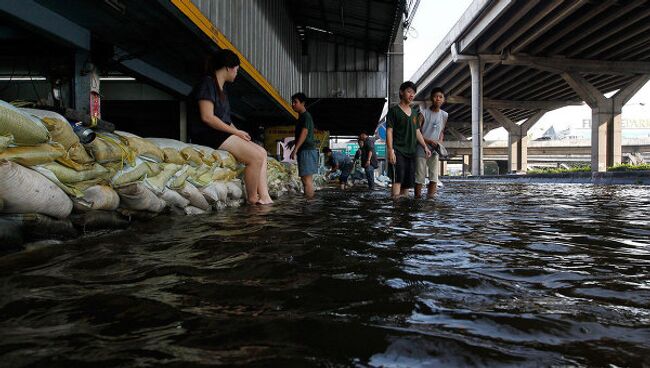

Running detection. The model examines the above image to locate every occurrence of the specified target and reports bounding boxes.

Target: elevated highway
[412,0,650,174]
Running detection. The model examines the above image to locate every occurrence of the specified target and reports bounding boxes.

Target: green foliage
[527,165,591,174]
[607,163,650,171]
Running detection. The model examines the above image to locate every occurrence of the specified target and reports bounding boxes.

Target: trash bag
[0,161,73,219]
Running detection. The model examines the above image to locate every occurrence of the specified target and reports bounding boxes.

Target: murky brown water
[1,182,649,367]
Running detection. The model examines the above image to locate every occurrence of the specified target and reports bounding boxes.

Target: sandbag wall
[0,100,300,248]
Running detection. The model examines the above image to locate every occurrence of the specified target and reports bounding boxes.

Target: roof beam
[499,53,650,75]
[445,96,581,110]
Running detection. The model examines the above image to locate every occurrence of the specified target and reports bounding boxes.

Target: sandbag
[200,181,228,205]
[0,135,14,151]
[181,147,203,167]
[117,182,166,213]
[78,185,119,211]
[39,162,109,183]
[0,143,65,166]
[117,133,164,163]
[0,161,73,219]
[215,150,237,169]
[111,160,161,187]
[0,100,49,145]
[162,147,185,164]
[67,142,94,164]
[184,206,206,215]
[176,182,210,211]
[225,180,243,200]
[192,144,217,165]
[168,165,191,189]
[23,109,78,149]
[86,134,134,164]
[146,137,189,150]
[212,167,238,181]
[159,188,190,208]
[144,163,181,194]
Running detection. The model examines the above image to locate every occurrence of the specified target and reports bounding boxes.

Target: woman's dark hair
[205,49,240,100]
[322,147,332,154]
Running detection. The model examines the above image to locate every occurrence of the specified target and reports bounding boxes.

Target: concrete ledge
[443,171,650,185]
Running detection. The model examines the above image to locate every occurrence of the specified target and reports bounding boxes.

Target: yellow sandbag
[144,163,181,194]
[168,165,190,189]
[40,117,78,149]
[39,162,109,183]
[86,135,134,164]
[0,143,65,166]
[187,164,213,187]
[215,150,237,169]
[67,142,94,164]
[192,144,217,165]
[0,161,73,219]
[121,136,165,162]
[111,161,161,187]
[0,135,14,151]
[0,100,50,145]
[181,147,203,167]
[212,167,237,181]
[162,147,185,164]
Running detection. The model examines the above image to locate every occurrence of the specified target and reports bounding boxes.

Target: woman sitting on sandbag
[191,49,273,205]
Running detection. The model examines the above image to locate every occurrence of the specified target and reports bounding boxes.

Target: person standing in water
[386,81,431,198]
[323,147,353,190]
[192,49,273,205]
[356,132,379,190]
[290,92,318,198]
[415,87,448,198]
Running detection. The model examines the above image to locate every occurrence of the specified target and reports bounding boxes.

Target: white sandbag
[117,182,166,213]
[225,180,243,200]
[79,185,119,211]
[201,181,228,204]
[176,182,210,211]
[0,161,72,219]
[184,206,207,215]
[0,100,49,145]
[160,188,190,208]
[146,137,190,150]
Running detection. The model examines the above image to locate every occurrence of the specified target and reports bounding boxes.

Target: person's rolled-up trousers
[364,164,375,189]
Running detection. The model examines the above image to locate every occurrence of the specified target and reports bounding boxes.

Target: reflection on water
[1,182,649,367]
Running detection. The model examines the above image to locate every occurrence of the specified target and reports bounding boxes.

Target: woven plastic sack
[0,160,72,219]
[201,181,228,204]
[21,108,79,149]
[39,162,109,183]
[0,135,14,151]
[215,150,237,169]
[0,143,65,166]
[144,163,181,194]
[117,133,164,163]
[181,147,203,167]
[78,185,119,211]
[159,188,190,208]
[225,180,243,200]
[145,137,189,150]
[117,182,166,213]
[0,100,49,145]
[176,182,210,211]
[162,147,185,164]
[111,160,161,187]
[86,134,134,164]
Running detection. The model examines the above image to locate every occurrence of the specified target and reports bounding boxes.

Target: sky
[403,0,650,140]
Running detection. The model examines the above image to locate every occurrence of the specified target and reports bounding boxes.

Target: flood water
[1,181,649,367]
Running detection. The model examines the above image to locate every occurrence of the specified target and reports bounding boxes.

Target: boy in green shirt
[386,81,431,198]
[290,92,318,198]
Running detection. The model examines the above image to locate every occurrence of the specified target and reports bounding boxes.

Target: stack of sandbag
[267,157,302,198]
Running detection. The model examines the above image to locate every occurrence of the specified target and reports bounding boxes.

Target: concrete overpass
[411,0,650,174]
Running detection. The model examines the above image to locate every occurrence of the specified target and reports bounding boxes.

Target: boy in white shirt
[415,87,448,198]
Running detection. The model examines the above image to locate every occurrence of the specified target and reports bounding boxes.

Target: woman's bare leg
[220,136,263,204]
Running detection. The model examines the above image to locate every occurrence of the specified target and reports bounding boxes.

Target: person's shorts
[297,149,319,177]
[388,150,415,189]
[339,163,352,183]
[415,153,439,184]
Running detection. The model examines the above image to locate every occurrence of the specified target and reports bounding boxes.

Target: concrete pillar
[608,100,623,167]
[179,101,187,142]
[388,21,404,107]
[462,155,471,176]
[73,50,92,114]
[440,160,447,177]
[591,104,613,172]
[507,133,528,173]
[469,59,484,176]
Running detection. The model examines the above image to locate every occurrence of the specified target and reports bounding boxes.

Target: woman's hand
[235,129,251,141]
[388,149,396,164]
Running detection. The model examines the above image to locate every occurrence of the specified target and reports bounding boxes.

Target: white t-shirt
[417,108,448,157]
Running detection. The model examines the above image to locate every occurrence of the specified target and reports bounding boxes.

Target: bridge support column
[440,160,447,177]
[562,73,649,172]
[388,22,404,107]
[488,109,546,173]
[469,59,484,176]
[462,155,471,176]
